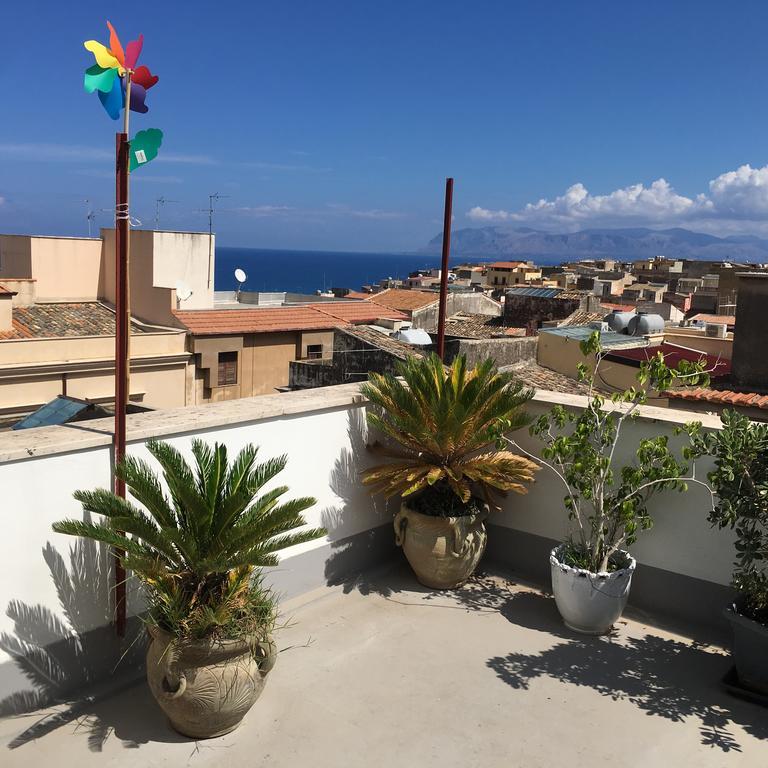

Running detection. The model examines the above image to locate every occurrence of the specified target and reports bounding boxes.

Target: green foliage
[688,410,768,625]
[360,353,539,514]
[525,331,708,573]
[52,440,326,640]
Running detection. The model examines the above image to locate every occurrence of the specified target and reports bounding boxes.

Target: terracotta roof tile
[443,312,521,339]
[344,290,373,300]
[367,289,438,312]
[689,313,736,326]
[339,326,426,361]
[500,361,610,396]
[665,387,768,410]
[174,306,348,336]
[0,302,145,340]
[488,261,529,269]
[0,284,16,296]
[311,302,407,324]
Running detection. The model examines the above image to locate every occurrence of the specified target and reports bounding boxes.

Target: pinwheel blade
[127,82,149,114]
[132,64,159,90]
[125,34,144,70]
[98,73,123,120]
[106,21,125,67]
[84,64,118,94]
[84,40,123,72]
[129,128,163,171]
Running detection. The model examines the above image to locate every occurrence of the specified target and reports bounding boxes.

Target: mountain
[422,226,768,262]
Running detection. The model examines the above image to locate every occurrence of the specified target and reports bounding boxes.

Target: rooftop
[339,325,425,360]
[604,342,732,378]
[0,302,146,341]
[689,313,736,327]
[174,302,406,336]
[539,325,649,350]
[666,387,768,411]
[488,260,529,269]
[366,289,438,312]
[505,286,562,298]
[1,568,764,766]
[502,360,607,395]
[443,312,523,339]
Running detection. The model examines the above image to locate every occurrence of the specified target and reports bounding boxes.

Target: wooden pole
[113,69,133,638]
[113,130,129,638]
[436,177,454,360]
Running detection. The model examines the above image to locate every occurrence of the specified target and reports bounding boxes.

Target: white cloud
[467,164,768,232]
[235,205,296,217]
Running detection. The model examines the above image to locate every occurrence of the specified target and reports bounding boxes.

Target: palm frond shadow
[484,588,768,753]
[322,407,402,596]
[0,531,182,751]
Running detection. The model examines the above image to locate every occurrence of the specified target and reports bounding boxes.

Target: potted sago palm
[497,331,711,634]
[52,439,325,739]
[688,410,768,694]
[361,353,538,589]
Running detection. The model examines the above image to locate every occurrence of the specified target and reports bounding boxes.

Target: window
[218,351,238,386]
[306,344,323,360]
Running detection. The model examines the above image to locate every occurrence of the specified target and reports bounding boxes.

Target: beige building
[0,232,200,423]
[486,261,542,288]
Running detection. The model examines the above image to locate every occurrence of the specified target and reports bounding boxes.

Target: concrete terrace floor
[2,565,767,767]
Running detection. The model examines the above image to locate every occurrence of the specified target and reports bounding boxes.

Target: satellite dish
[234,268,247,285]
[175,280,193,303]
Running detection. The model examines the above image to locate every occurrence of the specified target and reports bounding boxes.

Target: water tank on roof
[394,328,432,345]
[604,310,635,334]
[628,312,665,337]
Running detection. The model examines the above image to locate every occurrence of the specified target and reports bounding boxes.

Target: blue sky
[3,1,768,250]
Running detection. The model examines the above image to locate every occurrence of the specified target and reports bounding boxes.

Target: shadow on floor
[484,586,768,753]
[0,530,178,751]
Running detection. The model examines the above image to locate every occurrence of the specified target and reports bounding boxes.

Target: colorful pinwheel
[83,21,159,121]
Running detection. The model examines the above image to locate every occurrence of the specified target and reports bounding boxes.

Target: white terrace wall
[0,384,734,706]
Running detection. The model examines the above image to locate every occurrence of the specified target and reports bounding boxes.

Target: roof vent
[588,321,610,332]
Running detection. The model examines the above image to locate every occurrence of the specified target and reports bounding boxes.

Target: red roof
[603,342,731,378]
[488,261,529,269]
[175,306,346,336]
[367,289,438,312]
[344,290,373,300]
[666,388,768,410]
[601,302,636,311]
[689,313,736,327]
[174,302,407,336]
[310,303,407,324]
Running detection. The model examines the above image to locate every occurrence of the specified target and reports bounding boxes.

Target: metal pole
[436,177,453,360]
[113,131,129,637]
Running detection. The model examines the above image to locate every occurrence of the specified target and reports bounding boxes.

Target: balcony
[0,384,766,764]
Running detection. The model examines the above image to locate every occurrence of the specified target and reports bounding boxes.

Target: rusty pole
[113,131,129,637]
[436,177,453,360]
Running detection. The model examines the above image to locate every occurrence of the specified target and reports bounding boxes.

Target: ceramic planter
[550,544,636,634]
[725,605,768,694]
[394,503,488,589]
[146,625,277,739]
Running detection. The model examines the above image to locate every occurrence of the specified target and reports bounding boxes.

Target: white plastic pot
[550,544,636,635]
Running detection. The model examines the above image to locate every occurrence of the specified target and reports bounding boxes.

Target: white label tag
[135,149,147,164]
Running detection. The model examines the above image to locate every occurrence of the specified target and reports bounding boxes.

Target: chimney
[0,284,16,332]
[731,273,768,389]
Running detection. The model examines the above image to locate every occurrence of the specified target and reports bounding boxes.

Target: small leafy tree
[361,353,539,514]
[52,440,326,640]
[688,410,768,626]
[495,331,711,573]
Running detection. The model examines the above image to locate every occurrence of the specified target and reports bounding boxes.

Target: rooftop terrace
[0,382,764,764]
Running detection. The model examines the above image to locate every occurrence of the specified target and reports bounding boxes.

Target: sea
[214,247,562,294]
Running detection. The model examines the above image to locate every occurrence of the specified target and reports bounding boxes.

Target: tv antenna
[84,199,96,237]
[175,279,193,307]
[199,192,229,288]
[155,196,178,229]
[234,267,247,300]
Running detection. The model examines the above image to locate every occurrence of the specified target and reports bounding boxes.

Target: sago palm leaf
[361,353,537,507]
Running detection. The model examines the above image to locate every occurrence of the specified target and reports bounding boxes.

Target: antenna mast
[84,199,96,237]
[204,192,228,288]
[154,195,178,229]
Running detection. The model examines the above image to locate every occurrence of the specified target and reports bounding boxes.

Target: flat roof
[539,325,649,349]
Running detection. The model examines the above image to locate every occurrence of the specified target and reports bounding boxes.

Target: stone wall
[443,336,538,368]
[503,295,580,328]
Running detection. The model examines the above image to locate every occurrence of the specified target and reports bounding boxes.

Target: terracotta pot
[394,503,488,589]
[146,624,276,739]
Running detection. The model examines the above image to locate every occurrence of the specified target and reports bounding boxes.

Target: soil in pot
[394,500,488,590]
[550,544,636,635]
[146,625,277,739]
